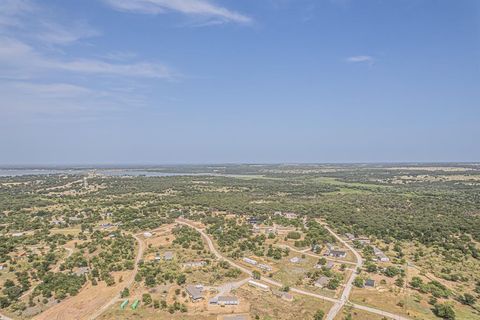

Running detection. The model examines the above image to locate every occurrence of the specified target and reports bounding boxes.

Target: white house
[248,280,269,291]
[243,257,258,265]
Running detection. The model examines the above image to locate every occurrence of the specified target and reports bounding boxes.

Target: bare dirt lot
[32,270,131,320]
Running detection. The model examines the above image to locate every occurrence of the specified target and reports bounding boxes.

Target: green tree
[353,277,364,288]
[395,277,405,287]
[460,293,476,306]
[176,274,186,285]
[142,293,152,305]
[433,303,455,320]
[120,287,129,298]
[314,310,325,320]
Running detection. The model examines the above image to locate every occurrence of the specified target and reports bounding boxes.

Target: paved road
[177,218,411,320]
[321,224,363,320]
[176,219,339,305]
[90,233,144,320]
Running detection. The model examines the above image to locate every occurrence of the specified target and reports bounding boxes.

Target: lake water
[0,169,191,177]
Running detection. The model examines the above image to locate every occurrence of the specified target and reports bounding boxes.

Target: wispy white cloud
[35,21,100,45]
[346,55,375,65]
[0,0,99,46]
[0,0,35,28]
[0,1,178,118]
[102,0,252,24]
[0,37,175,79]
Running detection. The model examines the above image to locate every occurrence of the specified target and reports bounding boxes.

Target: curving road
[89,233,144,320]
[176,219,341,305]
[177,218,411,320]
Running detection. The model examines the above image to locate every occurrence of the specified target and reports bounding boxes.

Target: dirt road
[89,234,144,320]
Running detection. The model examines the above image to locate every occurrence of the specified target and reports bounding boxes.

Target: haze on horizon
[1,0,479,165]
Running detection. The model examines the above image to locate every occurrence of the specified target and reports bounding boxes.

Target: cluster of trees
[305,267,343,290]
[172,226,203,250]
[266,245,288,260]
[136,261,186,288]
[34,272,86,300]
[409,277,452,299]
[294,220,334,248]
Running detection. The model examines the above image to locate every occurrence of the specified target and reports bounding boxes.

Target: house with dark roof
[186,285,204,302]
[345,233,355,240]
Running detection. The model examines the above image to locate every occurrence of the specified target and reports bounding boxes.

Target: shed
[365,279,375,287]
[164,251,174,261]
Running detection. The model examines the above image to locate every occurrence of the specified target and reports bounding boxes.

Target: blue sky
[0,0,479,165]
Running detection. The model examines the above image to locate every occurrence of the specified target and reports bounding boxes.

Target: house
[143,232,153,238]
[284,212,297,219]
[210,296,239,305]
[247,217,259,224]
[272,289,293,302]
[265,227,276,235]
[243,257,257,266]
[326,243,335,251]
[289,257,301,263]
[345,233,355,241]
[11,232,24,237]
[183,261,207,268]
[186,284,204,302]
[357,238,371,245]
[377,253,390,262]
[329,250,347,258]
[315,276,330,288]
[258,263,272,271]
[365,279,375,287]
[164,251,174,261]
[75,267,90,276]
[51,219,65,225]
[372,247,389,262]
[248,280,269,291]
